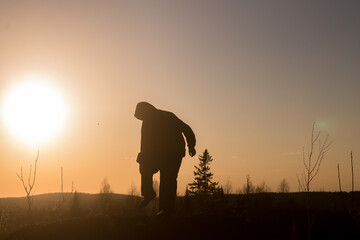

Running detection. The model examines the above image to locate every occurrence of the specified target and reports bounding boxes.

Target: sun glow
[2,79,67,146]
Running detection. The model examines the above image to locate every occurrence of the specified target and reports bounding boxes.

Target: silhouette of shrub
[278,179,290,193]
[241,175,256,194]
[70,191,81,217]
[255,181,271,193]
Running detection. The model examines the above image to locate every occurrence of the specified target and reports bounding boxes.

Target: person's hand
[189,147,196,157]
[136,152,142,163]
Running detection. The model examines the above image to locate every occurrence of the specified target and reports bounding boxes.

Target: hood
[134,102,157,121]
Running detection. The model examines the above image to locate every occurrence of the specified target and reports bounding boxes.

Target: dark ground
[5,215,275,240]
[2,192,360,240]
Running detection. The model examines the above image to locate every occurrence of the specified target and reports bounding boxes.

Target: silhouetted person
[134,102,196,216]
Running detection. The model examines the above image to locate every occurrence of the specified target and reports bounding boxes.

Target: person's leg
[139,164,156,208]
[159,157,182,214]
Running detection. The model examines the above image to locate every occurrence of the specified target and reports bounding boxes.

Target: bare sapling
[299,122,332,240]
[351,151,354,192]
[56,167,74,211]
[16,150,39,213]
[350,151,354,211]
[337,163,347,211]
[337,163,342,192]
[300,123,332,192]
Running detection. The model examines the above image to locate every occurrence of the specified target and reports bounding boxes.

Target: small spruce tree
[188,149,223,214]
[188,149,218,196]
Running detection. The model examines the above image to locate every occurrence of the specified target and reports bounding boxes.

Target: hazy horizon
[1,0,359,197]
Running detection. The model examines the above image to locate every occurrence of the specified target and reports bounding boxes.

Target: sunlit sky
[0,0,359,197]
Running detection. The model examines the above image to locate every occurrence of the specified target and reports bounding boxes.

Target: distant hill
[1,191,360,211]
[0,193,133,211]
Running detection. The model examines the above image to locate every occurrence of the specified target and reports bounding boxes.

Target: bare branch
[28,165,32,188]
[31,150,39,189]
[297,175,304,192]
[302,148,310,172]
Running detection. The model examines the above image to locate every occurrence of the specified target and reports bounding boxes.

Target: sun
[2,79,67,146]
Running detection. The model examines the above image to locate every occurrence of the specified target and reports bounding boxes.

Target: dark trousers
[140,157,182,213]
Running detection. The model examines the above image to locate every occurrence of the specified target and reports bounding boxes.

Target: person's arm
[137,122,148,163]
[179,119,196,157]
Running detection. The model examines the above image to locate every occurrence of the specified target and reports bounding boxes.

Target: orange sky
[1,1,360,197]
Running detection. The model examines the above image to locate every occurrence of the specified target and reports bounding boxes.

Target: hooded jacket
[135,102,196,167]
